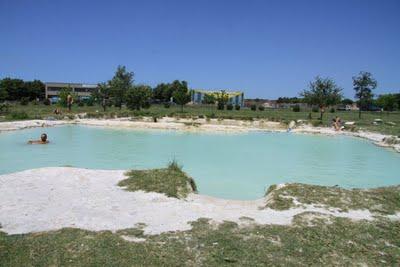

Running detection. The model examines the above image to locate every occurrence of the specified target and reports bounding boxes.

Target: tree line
[1,68,399,116]
[301,71,399,119]
[0,78,45,102]
[92,65,191,111]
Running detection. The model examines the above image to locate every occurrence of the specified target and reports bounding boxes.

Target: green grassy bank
[265,183,400,215]
[1,216,399,266]
[1,103,400,135]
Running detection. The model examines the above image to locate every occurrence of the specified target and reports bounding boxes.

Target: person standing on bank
[67,94,73,112]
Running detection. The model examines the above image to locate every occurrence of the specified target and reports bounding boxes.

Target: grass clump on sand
[265,183,400,214]
[1,217,399,266]
[118,161,197,198]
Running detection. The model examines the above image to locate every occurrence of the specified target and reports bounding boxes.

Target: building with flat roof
[45,82,98,99]
[191,89,244,106]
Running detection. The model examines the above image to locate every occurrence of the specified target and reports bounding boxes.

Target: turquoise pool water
[1,125,399,200]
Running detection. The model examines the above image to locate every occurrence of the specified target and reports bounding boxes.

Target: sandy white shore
[0,167,386,235]
[0,117,399,152]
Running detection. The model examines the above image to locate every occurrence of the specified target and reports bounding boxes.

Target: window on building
[47,87,62,91]
[74,88,92,93]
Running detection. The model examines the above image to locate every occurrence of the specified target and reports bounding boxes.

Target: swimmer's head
[41,133,47,142]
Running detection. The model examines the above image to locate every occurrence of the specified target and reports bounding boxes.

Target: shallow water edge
[0,117,399,152]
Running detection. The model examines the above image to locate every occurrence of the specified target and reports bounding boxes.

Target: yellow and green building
[191,89,244,106]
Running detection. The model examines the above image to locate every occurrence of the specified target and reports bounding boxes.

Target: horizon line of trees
[1,68,399,114]
[92,66,192,112]
[0,78,45,102]
[300,71,400,119]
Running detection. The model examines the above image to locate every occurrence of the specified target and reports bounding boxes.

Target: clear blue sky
[0,0,399,99]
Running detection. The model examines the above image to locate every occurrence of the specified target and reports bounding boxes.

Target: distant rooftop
[45,82,97,88]
[192,89,243,95]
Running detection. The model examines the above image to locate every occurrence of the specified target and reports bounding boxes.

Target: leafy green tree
[24,80,45,100]
[216,90,229,110]
[277,97,303,104]
[0,78,24,100]
[58,86,77,107]
[202,94,216,104]
[171,80,191,112]
[376,94,398,112]
[0,83,8,102]
[163,84,177,102]
[94,82,110,111]
[341,98,354,105]
[154,81,193,104]
[153,83,172,102]
[353,71,377,118]
[395,93,400,111]
[126,85,153,110]
[0,78,45,101]
[109,65,134,109]
[301,76,343,120]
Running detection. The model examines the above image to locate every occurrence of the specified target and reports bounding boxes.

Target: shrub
[86,97,95,106]
[126,85,152,110]
[86,112,104,119]
[311,120,323,127]
[235,104,240,110]
[251,104,257,111]
[198,114,205,119]
[258,105,265,111]
[226,103,233,110]
[143,101,151,109]
[292,105,300,112]
[0,102,11,114]
[308,112,312,120]
[164,102,170,108]
[217,102,224,110]
[43,98,51,105]
[209,113,216,118]
[312,107,319,113]
[329,107,335,113]
[8,111,29,120]
[20,97,29,106]
[78,102,84,107]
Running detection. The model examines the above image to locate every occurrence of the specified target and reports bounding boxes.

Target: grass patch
[265,183,400,214]
[5,111,30,120]
[1,103,400,136]
[1,217,399,266]
[118,161,197,198]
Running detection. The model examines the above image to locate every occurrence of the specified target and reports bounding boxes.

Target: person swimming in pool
[28,133,49,144]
